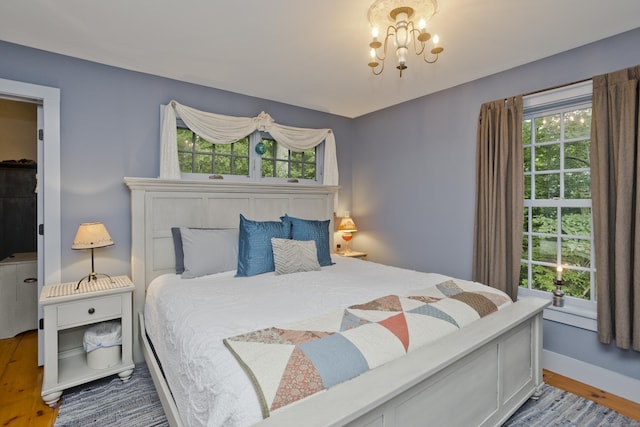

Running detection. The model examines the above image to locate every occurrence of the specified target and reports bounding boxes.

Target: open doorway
[0,77,61,365]
[0,98,39,343]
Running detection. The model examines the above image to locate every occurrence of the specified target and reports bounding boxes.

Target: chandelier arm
[410,27,427,56]
[422,52,439,64]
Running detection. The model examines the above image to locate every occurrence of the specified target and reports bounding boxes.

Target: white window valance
[159,100,338,186]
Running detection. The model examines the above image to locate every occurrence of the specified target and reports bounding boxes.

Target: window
[177,123,322,183]
[520,81,596,325]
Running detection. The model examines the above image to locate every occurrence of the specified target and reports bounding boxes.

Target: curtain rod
[521,77,591,98]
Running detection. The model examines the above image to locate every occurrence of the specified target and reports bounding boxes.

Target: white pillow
[180,228,239,279]
[271,238,321,275]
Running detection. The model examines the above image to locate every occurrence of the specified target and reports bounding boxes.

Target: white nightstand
[39,276,135,407]
[336,251,368,260]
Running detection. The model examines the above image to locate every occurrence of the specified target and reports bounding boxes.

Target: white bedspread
[144,256,512,427]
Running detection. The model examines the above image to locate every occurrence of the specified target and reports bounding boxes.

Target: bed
[124,177,549,427]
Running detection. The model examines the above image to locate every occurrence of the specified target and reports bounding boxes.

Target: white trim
[518,288,597,331]
[523,80,592,110]
[543,349,640,403]
[0,78,61,366]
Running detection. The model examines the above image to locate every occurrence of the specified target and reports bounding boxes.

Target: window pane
[263,139,275,157]
[290,161,302,178]
[215,143,231,154]
[563,269,591,300]
[535,144,560,171]
[195,154,212,173]
[305,148,316,162]
[523,207,529,232]
[532,207,557,234]
[291,151,302,161]
[531,264,556,293]
[214,155,230,173]
[524,175,531,199]
[521,234,528,258]
[178,152,193,173]
[535,114,561,143]
[532,236,557,263]
[195,135,211,152]
[565,171,591,199]
[535,173,560,199]
[565,140,590,169]
[524,146,531,172]
[561,237,591,268]
[561,207,591,236]
[563,108,591,139]
[276,145,289,161]
[522,119,532,145]
[262,158,274,177]
[303,165,315,180]
[177,129,193,151]
[234,138,249,156]
[275,160,289,178]
[519,263,528,288]
[234,157,249,176]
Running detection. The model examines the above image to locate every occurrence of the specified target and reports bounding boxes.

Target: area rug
[55,367,638,427]
[504,383,640,427]
[54,363,168,427]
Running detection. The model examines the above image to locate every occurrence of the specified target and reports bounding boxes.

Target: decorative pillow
[180,228,239,279]
[281,214,333,267]
[171,227,186,274]
[236,215,291,277]
[271,238,321,275]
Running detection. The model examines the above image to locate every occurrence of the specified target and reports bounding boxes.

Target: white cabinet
[0,252,38,339]
[39,276,135,407]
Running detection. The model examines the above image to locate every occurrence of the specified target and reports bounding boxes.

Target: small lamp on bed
[72,222,114,289]
[338,212,358,253]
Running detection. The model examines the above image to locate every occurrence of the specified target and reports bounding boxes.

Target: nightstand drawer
[57,295,122,327]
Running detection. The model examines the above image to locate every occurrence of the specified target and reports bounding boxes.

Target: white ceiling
[1,1,639,118]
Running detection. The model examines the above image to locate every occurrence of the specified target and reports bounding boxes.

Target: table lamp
[72,222,114,288]
[338,212,358,253]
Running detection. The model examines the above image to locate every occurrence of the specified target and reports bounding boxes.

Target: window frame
[177,120,324,184]
[519,80,597,331]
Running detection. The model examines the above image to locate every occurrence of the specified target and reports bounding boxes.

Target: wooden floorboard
[0,331,57,427]
[0,331,637,425]
[544,369,640,421]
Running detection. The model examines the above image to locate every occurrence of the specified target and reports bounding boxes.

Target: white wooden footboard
[141,297,548,427]
[259,296,549,427]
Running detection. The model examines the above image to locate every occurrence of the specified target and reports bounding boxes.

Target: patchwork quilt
[223,279,511,418]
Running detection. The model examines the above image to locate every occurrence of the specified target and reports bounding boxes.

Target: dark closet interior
[0,161,37,260]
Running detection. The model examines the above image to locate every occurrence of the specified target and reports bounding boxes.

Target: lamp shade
[72,222,114,250]
[338,215,358,233]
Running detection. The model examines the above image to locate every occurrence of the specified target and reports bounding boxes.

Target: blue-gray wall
[0,39,353,282]
[351,27,640,379]
[1,27,638,380]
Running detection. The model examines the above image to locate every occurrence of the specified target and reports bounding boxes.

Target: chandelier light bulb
[433,34,439,44]
[418,19,426,30]
[372,27,379,39]
[370,48,376,59]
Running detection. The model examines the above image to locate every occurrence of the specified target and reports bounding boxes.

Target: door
[0,77,61,366]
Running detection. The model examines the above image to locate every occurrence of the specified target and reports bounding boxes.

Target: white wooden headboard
[124,177,338,362]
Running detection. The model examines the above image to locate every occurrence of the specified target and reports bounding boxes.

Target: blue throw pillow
[237,214,292,277]
[281,214,333,267]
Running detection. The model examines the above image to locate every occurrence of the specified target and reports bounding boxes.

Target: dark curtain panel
[591,65,640,351]
[472,96,523,301]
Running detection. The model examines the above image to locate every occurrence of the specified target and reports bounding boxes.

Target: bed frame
[125,177,549,427]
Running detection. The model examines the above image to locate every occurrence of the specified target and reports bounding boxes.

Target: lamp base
[75,272,113,290]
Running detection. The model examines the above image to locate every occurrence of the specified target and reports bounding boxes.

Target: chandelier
[367,0,444,77]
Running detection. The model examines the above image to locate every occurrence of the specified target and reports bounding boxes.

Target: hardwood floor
[543,369,640,421]
[1,331,638,426]
[0,331,57,427]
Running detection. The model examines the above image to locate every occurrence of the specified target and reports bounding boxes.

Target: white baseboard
[543,349,640,404]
